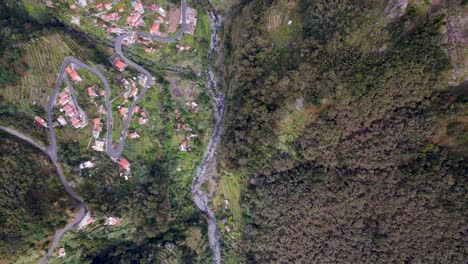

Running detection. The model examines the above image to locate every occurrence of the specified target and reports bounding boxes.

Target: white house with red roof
[57,247,66,258]
[129,131,140,139]
[102,12,121,22]
[34,116,48,127]
[114,59,127,71]
[87,86,98,97]
[104,216,121,226]
[118,158,131,171]
[150,21,160,35]
[66,66,82,82]
[131,0,144,14]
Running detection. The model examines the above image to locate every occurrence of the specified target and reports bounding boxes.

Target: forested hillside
[0,132,75,262]
[220,0,467,262]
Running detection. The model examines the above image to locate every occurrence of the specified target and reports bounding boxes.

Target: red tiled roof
[63,104,75,116]
[119,158,131,170]
[93,118,100,131]
[131,87,138,96]
[66,66,82,82]
[119,107,128,116]
[59,90,69,98]
[35,116,47,127]
[71,116,81,128]
[129,132,139,139]
[87,87,96,97]
[150,21,159,34]
[114,59,127,70]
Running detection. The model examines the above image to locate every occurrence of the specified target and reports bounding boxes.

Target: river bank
[191,9,225,264]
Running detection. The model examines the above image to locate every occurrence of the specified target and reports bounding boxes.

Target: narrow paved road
[1,0,222,263]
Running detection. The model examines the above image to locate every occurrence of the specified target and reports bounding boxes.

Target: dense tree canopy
[221,0,467,262]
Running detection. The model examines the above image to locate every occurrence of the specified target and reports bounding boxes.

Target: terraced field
[3,33,95,107]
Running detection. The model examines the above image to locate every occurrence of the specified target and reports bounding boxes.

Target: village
[44,0,198,56]
[31,2,203,258]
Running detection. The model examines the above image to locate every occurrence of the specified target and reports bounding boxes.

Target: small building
[45,1,56,8]
[58,94,70,106]
[133,105,140,113]
[57,115,67,126]
[66,66,82,82]
[130,87,138,97]
[118,7,125,13]
[79,161,95,169]
[34,116,48,127]
[114,59,127,71]
[95,3,103,10]
[131,0,145,14]
[77,0,87,7]
[150,21,160,35]
[118,158,131,171]
[104,3,112,10]
[57,247,66,258]
[105,216,121,226]
[179,140,188,152]
[87,86,98,97]
[129,131,140,139]
[92,118,101,138]
[71,116,83,128]
[125,12,144,28]
[118,107,128,117]
[63,104,76,117]
[92,140,105,152]
[157,7,166,17]
[71,16,80,26]
[102,12,121,22]
[224,199,231,210]
[70,3,77,9]
[145,47,154,53]
[98,105,105,115]
[138,117,147,125]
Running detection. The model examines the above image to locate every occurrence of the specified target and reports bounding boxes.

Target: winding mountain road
[1,0,222,263]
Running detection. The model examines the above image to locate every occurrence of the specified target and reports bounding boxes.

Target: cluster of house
[149,15,165,36]
[173,108,198,152]
[87,83,106,98]
[175,43,192,53]
[57,87,86,129]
